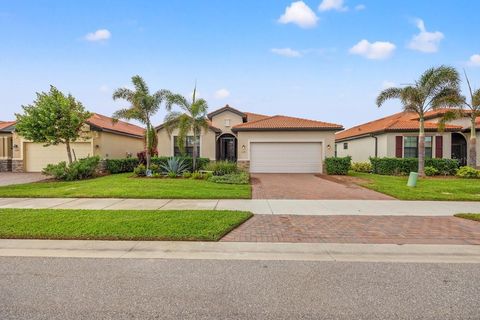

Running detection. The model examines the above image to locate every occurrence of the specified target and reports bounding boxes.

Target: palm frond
[112,108,143,124]
[472,88,480,110]
[112,88,134,102]
[430,87,464,109]
[165,93,189,112]
[131,75,149,95]
[376,87,403,107]
[163,111,184,135]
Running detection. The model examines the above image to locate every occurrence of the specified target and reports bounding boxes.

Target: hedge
[325,156,351,175]
[151,157,210,172]
[105,158,140,174]
[369,157,459,175]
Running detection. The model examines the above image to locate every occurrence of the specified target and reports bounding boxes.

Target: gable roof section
[207,104,246,120]
[87,113,144,138]
[244,112,270,123]
[336,111,463,141]
[232,115,343,132]
[0,121,16,132]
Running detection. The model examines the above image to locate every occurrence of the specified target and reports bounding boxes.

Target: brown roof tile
[87,113,144,137]
[0,121,16,132]
[232,115,343,131]
[244,112,270,122]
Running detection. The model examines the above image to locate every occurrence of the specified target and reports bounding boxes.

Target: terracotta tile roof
[244,112,270,123]
[87,113,144,137]
[0,121,16,132]
[335,111,463,141]
[232,115,343,131]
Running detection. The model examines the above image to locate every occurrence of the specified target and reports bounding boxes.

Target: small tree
[112,75,170,171]
[15,86,92,164]
[164,85,209,171]
[376,66,460,176]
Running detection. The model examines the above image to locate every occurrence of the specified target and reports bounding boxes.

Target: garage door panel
[250,142,322,173]
[25,142,92,172]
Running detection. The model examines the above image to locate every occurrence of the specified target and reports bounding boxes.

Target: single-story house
[335,109,480,166]
[7,113,145,172]
[0,121,16,172]
[156,105,343,173]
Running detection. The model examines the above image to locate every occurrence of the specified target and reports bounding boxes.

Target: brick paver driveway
[222,215,480,245]
[251,173,393,200]
[0,173,47,186]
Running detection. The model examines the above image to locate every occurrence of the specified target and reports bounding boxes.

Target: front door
[451,133,467,166]
[219,136,237,161]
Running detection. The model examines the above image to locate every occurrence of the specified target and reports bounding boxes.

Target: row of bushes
[43,156,100,181]
[106,156,210,174]
[369,157,459,176]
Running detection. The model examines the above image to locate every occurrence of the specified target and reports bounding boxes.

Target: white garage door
[250,142,323,173]
[25,142,92,172]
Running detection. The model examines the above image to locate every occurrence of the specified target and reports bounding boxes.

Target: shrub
[151,156,209,172]
[351,162,372,173]
[424,166,439,176]
[159,157,189,176]
[182,171,192,179]
[208,172,250,184]
[137,150,159,165]
[456,166,480,179]
[369,157,459,176]
[133,164,146,177]
[203,161,238,176]
[105,158,139,174]
[166,171,178,178]
[42,156,100,181]
[191,171,207,180]
[325,156,351,175]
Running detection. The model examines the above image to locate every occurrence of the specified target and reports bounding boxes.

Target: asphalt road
[0,257,479,320]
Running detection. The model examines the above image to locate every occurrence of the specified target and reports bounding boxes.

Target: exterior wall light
[241,145,246,152]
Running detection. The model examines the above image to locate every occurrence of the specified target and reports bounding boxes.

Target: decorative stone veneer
[237,160,250,172]
[0,159,12,172]
[12,160,24,173]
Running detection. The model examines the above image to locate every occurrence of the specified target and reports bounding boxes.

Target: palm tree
[376,66,460,176]
[164,85,209,171]
[112,75,170,171]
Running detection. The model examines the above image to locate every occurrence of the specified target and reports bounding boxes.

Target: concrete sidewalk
[0,197,478,215]
[0,239,479,263]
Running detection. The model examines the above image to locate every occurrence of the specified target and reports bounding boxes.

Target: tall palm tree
[376,66,460,176]
[112,75,170,171]
[164,85,209,171]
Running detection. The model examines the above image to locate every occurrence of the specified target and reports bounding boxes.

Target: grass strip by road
[350,172,480,201]
[0,209,252,241]
[454,214,480,222]
[0,173,251,199]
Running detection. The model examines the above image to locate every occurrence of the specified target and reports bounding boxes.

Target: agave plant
[160,157,189,176]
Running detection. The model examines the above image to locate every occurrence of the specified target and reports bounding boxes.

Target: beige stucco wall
[157,127,217,160]
[92,131,143,159]
[210,111,244,134]
[237,131,336,162]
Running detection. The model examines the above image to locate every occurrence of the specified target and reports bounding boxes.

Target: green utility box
[407,172,418,187]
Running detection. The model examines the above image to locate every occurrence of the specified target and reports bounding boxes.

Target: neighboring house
[8,113,145,172]
[335,109,480,166]
[156,105,343,173]
[0,121,16,172]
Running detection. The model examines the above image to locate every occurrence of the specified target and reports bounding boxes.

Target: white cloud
[278,1,319,28]
[381,81,396,89]
[319,0,348,12]
[468,54,480,67]
[407,19,444,53]
[355,4,366,11]
[349,39,396,60]
[213,89,230,99]
[271,48,302,57]
[85,29,111,42]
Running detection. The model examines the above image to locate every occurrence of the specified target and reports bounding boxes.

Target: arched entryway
[217,133,237,161]
[451,133,467,166]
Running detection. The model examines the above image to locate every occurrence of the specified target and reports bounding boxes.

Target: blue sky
[1,0,479,128]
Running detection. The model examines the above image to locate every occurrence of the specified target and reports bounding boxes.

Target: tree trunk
[145,122,151,171]
[468,116,477,168]
[65,140,73,165]
[192,128,198,172]
[418,117,425,177]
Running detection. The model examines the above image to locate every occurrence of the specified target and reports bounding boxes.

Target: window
[343,142,348,150]
[224,119,231,127]
[403,136,432,159]
[174,136,200,157]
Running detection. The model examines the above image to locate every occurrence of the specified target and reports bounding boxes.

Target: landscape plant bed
[454,214,480,222]
[0,173,251,199]
[0,209,253,241]
[350,172,480,201]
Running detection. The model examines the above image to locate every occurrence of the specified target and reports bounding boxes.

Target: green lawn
[351,172,480,201]
[0,209,252,241]
[454,214,480,222]
[0,173,251,199]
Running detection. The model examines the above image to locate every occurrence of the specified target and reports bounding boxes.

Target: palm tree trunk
[418,117,425,177]
[145,121,151,171]
[469,116,477,168]
[192,128,198,171]
[65,140,73,164]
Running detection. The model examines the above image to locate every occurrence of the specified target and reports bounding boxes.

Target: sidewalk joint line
[266,200,274,215]
[48,198,79,209]
[102,199,126,210]
[157,199,173,209]
[213,200,220,210]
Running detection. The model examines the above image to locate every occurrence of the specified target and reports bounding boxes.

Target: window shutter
[435,136,443,158]
[395,136,403,158]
